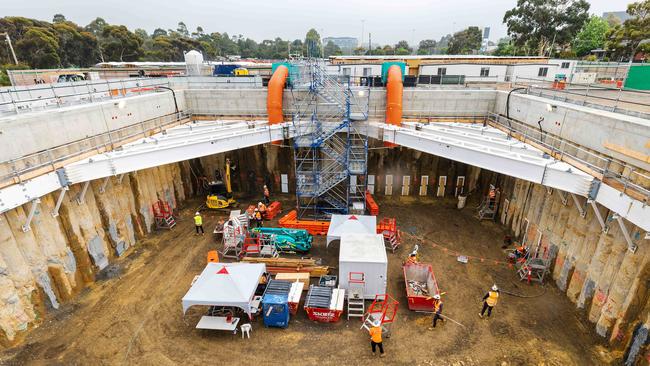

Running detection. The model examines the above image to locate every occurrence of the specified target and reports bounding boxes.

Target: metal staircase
[290,60,370,219]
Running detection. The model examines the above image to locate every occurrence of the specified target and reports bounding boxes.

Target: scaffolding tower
[289,60,370,219]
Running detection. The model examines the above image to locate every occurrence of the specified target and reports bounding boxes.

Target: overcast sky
[4,0,634,45]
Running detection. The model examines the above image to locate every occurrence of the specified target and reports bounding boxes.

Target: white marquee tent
[182,262,266,317]
[326,214,377,247]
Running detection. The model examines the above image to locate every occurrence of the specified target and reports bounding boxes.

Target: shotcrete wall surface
[495,173,649,355]
[0,162,185,345]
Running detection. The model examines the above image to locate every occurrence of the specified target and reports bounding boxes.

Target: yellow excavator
[206,158,237,209]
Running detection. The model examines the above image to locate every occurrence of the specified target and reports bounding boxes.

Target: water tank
[184,50,204,76]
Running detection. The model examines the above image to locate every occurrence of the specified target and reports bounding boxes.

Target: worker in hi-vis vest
[479,284,500,318]
[428,294,444,330]
[194,212,204,235]
[368,320,385,357]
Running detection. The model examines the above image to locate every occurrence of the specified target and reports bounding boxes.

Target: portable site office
[338,233,388,299]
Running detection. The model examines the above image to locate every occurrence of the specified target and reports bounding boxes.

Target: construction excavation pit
[0,60,649,365]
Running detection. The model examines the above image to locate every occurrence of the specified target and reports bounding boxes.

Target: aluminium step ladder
[347,272,365,320]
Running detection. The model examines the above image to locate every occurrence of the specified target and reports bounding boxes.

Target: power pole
[1,33,19,65]
[368,33,372,55]
[361,19,365,49]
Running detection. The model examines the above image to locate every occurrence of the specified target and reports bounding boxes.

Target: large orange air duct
[385,65,403,126]
[267,65,288,125]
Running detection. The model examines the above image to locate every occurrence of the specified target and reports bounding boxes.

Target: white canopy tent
[326,214,377,247]
[182,262,266,317]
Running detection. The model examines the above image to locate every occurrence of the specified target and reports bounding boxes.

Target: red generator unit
[304,285,346,323]
[403,262,440,311]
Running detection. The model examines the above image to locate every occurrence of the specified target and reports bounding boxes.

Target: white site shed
[326,214,377,247]
[339,233,387,299]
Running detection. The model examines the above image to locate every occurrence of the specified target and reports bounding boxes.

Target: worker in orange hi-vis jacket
[368,320,385,357]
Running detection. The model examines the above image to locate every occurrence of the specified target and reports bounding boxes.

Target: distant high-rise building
[480,27,491,53]
[322,37,359,53]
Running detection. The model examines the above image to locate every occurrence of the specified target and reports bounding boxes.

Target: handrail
[486,112,650,200]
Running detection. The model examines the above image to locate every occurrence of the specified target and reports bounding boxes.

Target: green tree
[53,22,99,66]
[304,28,322,58]
[370,46,385,55]
[394,40,412,55]
[152,28,167,38]
[290,39,303,57]
[84,17,107,36]
[606,0,650,61]
[52,14,66,24]
[572,16,610,57]
[192,26,205,39]
[15,27,60,68]
[100,25,144,61]
[493,38,517,56]
[323,41,342,57]
[447,26,482,54]
[382,45,395,55]
[504,0,590,56]
[417,39,436,55]
[134,28,149,40]
[177,22,189,37]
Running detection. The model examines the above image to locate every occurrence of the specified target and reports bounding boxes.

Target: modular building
[338,233,387,299]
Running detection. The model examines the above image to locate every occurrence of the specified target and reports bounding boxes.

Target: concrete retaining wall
[0,91,185,162]
[494,91,650,173]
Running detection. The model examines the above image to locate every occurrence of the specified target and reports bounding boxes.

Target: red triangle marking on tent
[348,215,358,220]
[216,267,229,274]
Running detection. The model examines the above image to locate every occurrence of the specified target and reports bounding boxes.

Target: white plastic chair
[240,323,252,339]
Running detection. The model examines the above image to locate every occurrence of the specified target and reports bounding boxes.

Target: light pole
[361,19,365,50]
[0,33,18,65]
[411,28,416,55]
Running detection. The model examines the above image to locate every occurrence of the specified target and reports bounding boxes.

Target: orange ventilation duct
[385,65,403,126]
[267,65,289,125]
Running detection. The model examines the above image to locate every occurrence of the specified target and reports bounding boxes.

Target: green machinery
[250,227,313,253]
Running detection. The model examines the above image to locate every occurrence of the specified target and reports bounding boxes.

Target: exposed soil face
[0,195,613,365]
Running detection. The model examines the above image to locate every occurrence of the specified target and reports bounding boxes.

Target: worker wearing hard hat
[428,294,444,330]
[257,202,267,219]
[263,184,270,204]
[194,212,204,235]
[253,208,263,228]
[368,320,385,357]
[479,285,500,318]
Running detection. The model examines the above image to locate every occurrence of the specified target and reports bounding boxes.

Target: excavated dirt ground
[0,195,614,365]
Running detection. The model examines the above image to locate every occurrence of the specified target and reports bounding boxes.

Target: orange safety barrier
[377,217,397,234]
[207,250,219,263]
[265,201,282,220]
[278,210,330,235]
[365,190,379,216]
